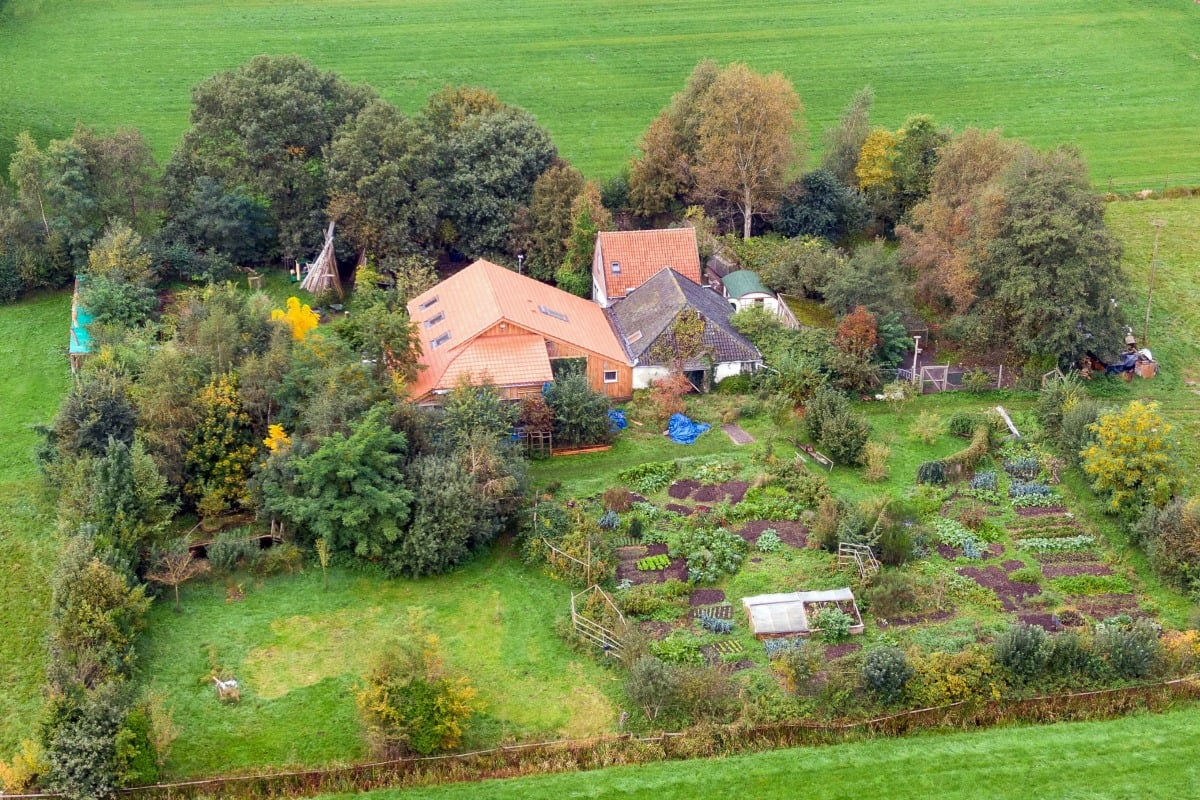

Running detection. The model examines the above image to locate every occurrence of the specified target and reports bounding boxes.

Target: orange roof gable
[597,228,701,299]
[407,259,628,399]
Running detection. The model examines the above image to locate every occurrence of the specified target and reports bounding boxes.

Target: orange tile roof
[596,228,701,299]
[407,259,629,399]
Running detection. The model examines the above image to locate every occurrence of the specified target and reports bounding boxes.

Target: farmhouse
[407,259,633,403]
[591,228,702,307]
[608,267,762,390]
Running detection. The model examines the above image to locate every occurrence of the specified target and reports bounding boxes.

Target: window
[611,261,621,274]
[538,304,569,322]
[423,311,445,328]
[430,332,451,349]
[625,330,643,345]
[603,370,618,384]
[418,296,439,311]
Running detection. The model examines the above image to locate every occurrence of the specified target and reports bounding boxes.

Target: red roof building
[406,259,633,403]
[591,228,702,307]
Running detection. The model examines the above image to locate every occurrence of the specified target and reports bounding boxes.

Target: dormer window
[611,261,621,274]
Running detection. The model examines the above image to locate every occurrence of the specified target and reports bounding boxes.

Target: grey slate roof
[609,268,762,369]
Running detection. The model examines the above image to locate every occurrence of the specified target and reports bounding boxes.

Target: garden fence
[7,674,1196,800]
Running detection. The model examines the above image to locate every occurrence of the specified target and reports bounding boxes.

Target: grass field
[0,292,71,755]
[140,549,622,778]
[324,707,1200,800]
[2,0,1199,189]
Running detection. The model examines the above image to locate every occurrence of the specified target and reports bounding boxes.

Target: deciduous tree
[1081,400,1180,513]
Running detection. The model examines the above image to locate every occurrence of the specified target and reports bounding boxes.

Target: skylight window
[418,296,439,311]
[430,332,451,349]
[538,305,568,322]
[423,311,445,328]
[611,261,621,274]
[625,331,643,345]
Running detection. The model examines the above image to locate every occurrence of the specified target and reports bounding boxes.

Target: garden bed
[668,480,700,499]
[1072,593,1141,619]
[689,588,727,606]
[937,542,1005,560]
[884,609,954,627]
[823,642,862,660]
[735,520,808,548]
[1032,551,1101,564]
[956,565,1041,611]
[691,481,750,504]
[616,544,689,585]
[1042,563,1113,579]
[1015,506,1069,517]
[664,503,695,516]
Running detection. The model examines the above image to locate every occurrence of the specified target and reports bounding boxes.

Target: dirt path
[722,424,755,445]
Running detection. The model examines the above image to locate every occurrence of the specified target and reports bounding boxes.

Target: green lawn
[0,291,72,754]
[325,706,1200,799]
[2,0,1199,189]
[140,548,622,778]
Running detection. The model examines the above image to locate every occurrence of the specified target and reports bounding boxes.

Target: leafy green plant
[994,623,1051,682]
[1094,618,1162,679]
[673,528,748,584]
[697,612,733,634]
[756,529,782,553]
[1008,566,1043,584]
[1016,536,1095,553]
[917,460,946,485]
[947,411,981,438]
[650,631,705,666]
[811,606,854,643]
[598,510,620,530]
[617,461,678,494]
[637,554,670,571]
[862,646,914,701]
[1049,575,1133,595]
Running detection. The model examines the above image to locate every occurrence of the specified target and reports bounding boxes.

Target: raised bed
[956,565,1041,611]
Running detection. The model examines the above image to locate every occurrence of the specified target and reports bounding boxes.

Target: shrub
[1047,630,1102,679]
[1094,618,1162,679]
[1003,456,1041,481]
[251,542,304,576]
[877,521,914,567]
[818,408,871,465]
[544,373,613,448]
[916,460,945,485]
[603,486,634,513]
[697,612,733,634]
[674,527,747,584]
[862,647,914,702]
[627,516,645,541]
[863,571,920,619]
[908,411,942,445]
[812,606,854,643]
[1135,498,1200,591]
[962,368,994,394]
[356,625,480,755]
[763,638,806,658]
[756,529,783,553]
[625,656,679,721]
[1081,400,1182,513]
[1008,566,1043,585]
[617,461,678,494]
[947,411,980,438]
[773,642,823,695]
[598,510,620,530]
[994,623,1051,682]
[906,648,1002,706]
[1059,398,1100,464]
[812,496,842,553]
[649,373,692,424]
[769,461,831,508]
[206,531,261,573]
[651,631,705,666]
[970,470,998,492]
[863,441,890,482]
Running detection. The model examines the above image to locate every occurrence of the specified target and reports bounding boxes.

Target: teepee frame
[300,221,343,299]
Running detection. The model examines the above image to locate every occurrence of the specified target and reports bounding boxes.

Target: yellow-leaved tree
[271,296,319,340]
[1081,400,1181,513]
[854,128,899,191]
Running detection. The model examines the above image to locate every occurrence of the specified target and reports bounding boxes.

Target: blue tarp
[667,413,710,445]
[608,410,627,432]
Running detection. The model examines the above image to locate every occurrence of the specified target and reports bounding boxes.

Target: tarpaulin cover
[667,413,710,445]
[608,409,627,431]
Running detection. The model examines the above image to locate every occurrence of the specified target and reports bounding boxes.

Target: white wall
[634,361,760,390]
[731,293,779,314]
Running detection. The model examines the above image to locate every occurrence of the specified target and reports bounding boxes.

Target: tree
[326,99,442,258]
[513,161,585,281]
[81,276,157,329]
[743,234,846,298]
[544,372,612,448]
[393,454,494,576]
[821,86,874,184]
[87,437,174,571]
[160,176,276,269]
[1081,400,1181,513]
[898,128,1023,312]
[774,168,867,241]
[439,382,517,447]
[556,182,612,296]
[270,296,320,340]
[426,90,557,257]
[822,239,907,317]
[163,55,375,258]
[834,306,878,359]
[184,375,257,516]
[44,371,137,464]
[694,63,803,238]
[263,404,413,563]
[978,146,1127,364]
[145,540,206,613]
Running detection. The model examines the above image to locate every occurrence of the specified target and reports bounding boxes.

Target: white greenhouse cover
[741,587,856,636]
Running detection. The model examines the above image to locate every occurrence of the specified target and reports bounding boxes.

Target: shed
[741,587,864,638]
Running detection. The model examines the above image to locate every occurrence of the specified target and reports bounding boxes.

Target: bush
[356,624,480,755]
[544,373,612,448]
[773,642,823,695]
[863,571,920,619]
[625,656,679,721]
[916,460,945,485]
[908,411,941,445]
[863,441,890,482]
[1135,498,1200,591]
[817,407,871,465]
[947,411,980,438]
[598,510,620,531]
[877,522,914,566]
[812,606,854,643]
[994,623,1051,682]
[1094,618,1162,679]
[1059,399,1100,464]
[1081,400,1182,514]
[651,631,705,666]
[616,582,687,617]
[862,647,914,702]
[1008,566,1043,585]
[756,529,783,553]
[970,470,998,492]
[962,368,994,394]
[251,542,304,576]
[206,531,261,573]
[627,516,644,541]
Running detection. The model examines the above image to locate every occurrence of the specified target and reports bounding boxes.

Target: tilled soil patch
[1042,562,1113,579]
[1033,551,1101,564]
[664,503,694,516]
[736,520,808,547]
[882,609,953,627]
[638,620,675,640]
[615,543,689,585]
[1017,613,1060,631]
[1002,560,1026,572]
[823,643,862,660]
[936,542,1005,560]
[1016,506,1069,517]
[668,480,700,499]
[689,588,726,606]
[1072,593,1141,619]
[956,565,1040,611]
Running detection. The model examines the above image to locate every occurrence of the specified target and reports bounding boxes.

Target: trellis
[569,585,627,657]
[837,542,880,580]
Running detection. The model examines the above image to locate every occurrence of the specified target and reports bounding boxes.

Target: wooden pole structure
[1144,219,1165,345]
